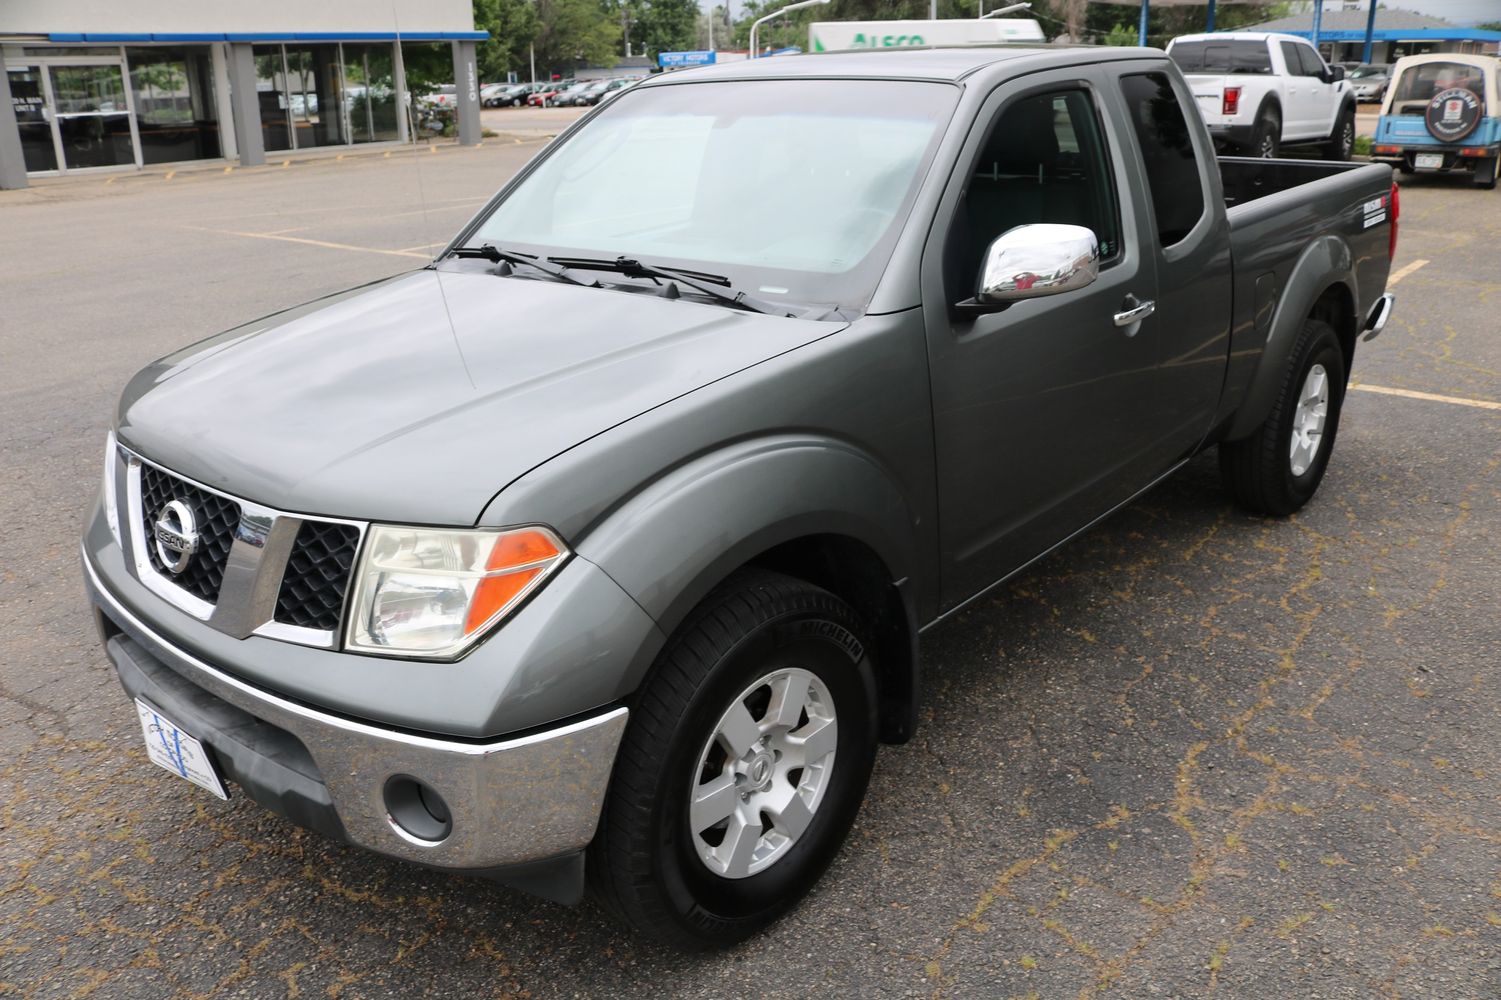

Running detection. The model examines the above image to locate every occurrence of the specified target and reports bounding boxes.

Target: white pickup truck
[1169,31,1357,160]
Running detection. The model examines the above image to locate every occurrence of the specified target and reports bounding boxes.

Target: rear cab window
[1117,72,1207,248]
[1169,39,1272,75]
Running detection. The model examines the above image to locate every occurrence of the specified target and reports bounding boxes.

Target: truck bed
[1214,156,1395,431]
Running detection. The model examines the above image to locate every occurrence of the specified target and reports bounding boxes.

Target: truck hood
[118,269,843,525]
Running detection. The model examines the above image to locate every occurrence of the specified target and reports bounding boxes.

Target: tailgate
[1183,74,1230,122]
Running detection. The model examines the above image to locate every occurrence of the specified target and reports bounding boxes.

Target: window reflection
[126,47,221,163]
[285,45,346,147]
[343,44,400,143]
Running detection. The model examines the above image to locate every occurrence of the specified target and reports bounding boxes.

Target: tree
[533,0,622,75]
[474,0,542,81]
[628,0,702,58]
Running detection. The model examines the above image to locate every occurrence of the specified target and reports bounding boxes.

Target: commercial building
[1245,8,1501,64]
[0,0,486,189]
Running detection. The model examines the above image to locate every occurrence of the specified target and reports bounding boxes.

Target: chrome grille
[118,446,365,649]
[138,464,239,603]
[274,521,362,632]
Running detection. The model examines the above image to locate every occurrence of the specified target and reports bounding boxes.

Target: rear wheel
[588,570,879,948]
[1252,107,1281,159]
[1325,106,1356,161]
[1219,318,1347,517]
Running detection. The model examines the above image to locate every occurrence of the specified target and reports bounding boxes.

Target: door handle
[1114,297,1155,328]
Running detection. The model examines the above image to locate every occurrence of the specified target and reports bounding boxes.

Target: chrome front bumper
[85,552,627,873]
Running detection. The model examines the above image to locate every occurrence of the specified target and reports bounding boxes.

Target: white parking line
[1351,383,1501,412]
[1386,259,1429,286]
[182,226,429,259]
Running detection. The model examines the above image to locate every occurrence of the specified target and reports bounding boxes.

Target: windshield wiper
[551,255,794,317]
[447,244,597,287]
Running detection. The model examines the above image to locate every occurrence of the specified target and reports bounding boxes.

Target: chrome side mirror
[977,224,1100,304]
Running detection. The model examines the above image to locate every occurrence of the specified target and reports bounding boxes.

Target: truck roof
[1170,32,1309,45]
[640,45,1159,84]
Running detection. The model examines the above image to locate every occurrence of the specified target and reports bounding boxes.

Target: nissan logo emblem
[153,500,199,575]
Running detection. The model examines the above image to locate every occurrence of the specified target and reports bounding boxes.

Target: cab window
[1118,72,1205,248]
[945,88,1121,301]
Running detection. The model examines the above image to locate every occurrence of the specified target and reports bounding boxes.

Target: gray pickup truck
[83,46,1397,947]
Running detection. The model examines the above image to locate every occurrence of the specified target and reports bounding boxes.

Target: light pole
[749,0,831,59]
[978,1,1030,19]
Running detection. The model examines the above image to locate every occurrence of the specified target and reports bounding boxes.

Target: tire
[1252,106,1281,159]
[1219,318,1347,517]
[1325,105,1356,161]
[588,569,879,948]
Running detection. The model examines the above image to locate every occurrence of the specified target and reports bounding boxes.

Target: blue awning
[44,30,489,44]
[1275,27,1501,43]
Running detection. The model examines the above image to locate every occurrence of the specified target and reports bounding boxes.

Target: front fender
[1226,234,1354,440]
[576,434,920,672]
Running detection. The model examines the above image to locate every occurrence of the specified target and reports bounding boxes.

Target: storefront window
[284,45,346,147]
[126,46,221,163]
[6,67,58,171]
[254,45,294,152]
[48,64,135,169]
[343,44,400,143]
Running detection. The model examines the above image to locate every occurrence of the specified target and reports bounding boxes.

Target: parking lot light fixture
[979,2,1030,19]
[749,0,832,59]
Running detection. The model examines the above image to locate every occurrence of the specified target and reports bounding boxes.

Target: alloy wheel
[1289,363,1330,477]
[689,667,838,879]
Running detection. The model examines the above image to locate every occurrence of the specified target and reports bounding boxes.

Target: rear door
[1279,40,1322,138]
[1108,67,1233,461]
[920,69,1166,607]
[1294,42,1340,138]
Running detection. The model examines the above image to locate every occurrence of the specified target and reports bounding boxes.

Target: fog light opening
[383,775,454,845]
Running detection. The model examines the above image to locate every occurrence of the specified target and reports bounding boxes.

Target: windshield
[464,79,957,309]
[1392,61,1486,104]
[1169,40,1272,75]
[1349,64,1386,79]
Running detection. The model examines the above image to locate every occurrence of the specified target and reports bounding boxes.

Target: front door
[47,62,139,170]
[6,67,59,172]
[921,72,1166,608]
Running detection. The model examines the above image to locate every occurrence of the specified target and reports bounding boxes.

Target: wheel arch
[1226,236,1358,440]
[575,435,927,745]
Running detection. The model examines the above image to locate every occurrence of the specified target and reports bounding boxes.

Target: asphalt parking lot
[1,143,1499,999]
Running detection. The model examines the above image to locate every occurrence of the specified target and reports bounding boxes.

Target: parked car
[579,77,638,106]
[528,80,575,106]
[1168,31,1357,159]
[550,82,595,107]
[86,45,1396,949]
[1371,53,1499,189]
[480,83,511,107]
[1348,63,1392,103]
[490,83,533,107]
[416,84,457,111]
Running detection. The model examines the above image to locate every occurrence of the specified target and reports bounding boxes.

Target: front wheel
[588,570,879,948]
[1219,318,1347,517]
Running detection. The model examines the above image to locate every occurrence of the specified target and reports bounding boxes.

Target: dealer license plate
[1415,153,1443,169]
[135,699,228,799]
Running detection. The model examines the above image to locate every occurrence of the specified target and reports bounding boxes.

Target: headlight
[102,431,121,545]
[345,524,566,659]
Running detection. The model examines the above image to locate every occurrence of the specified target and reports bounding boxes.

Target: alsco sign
[809,19,1044,53]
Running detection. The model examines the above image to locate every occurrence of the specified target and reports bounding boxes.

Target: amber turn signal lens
[465,566,544,635]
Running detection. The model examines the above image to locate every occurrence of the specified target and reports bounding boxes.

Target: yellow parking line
[1351,383,1501,412]
[1387,259,1428,286]
[185,226,429,259]
[164,170,176,181]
